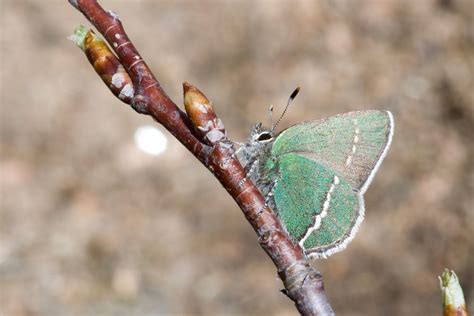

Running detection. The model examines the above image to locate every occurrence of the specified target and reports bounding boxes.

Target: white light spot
[115,33,121,39]
[134,126,168,156]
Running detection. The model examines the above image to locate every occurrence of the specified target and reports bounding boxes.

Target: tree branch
[68,1,334,314]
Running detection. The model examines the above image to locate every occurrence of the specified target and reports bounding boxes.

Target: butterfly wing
[272,153,362,258]
[271,110,393,258]
[272,110,394,193]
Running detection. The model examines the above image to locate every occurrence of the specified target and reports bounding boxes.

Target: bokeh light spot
[134,125,168,156]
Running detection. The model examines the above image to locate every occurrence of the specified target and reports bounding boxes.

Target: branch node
[131,95,150,115]
[283,261,316,293]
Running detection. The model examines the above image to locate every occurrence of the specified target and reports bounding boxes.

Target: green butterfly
[236,92,394,259]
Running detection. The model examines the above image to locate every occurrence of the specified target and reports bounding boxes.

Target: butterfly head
[237,87,300,166]
[249,122,274,144]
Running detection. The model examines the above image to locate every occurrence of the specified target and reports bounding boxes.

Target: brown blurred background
[1,0,473,315]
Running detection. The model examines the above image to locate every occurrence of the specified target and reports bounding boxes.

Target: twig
[68,1,335,315]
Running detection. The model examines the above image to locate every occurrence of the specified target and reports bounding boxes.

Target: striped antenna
[272,87,300,132]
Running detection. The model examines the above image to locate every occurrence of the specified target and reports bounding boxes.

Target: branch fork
[68,1,334,315]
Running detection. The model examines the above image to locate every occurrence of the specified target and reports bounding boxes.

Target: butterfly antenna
[268,104,274,130]
[272,87,300,132]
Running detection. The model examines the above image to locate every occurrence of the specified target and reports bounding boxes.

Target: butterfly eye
[257,132,273,142]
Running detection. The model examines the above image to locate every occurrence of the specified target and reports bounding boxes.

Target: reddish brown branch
[68,1,334,315]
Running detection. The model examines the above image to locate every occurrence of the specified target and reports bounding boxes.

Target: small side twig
[68,1,334,314]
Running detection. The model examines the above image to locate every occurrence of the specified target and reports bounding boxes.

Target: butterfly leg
[232,141,245,151]
[235,144,259,175]
[261,179,278,213]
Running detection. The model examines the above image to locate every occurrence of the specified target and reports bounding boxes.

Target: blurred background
[1,0,473,315]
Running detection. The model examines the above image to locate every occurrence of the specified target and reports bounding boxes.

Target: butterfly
[236,88,394,259]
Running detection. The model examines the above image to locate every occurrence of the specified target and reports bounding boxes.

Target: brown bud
[70,26,134,103]
[183,82,226,144]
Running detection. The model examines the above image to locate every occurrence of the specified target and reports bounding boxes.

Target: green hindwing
[273,154,361,258]
[271,110,394,258]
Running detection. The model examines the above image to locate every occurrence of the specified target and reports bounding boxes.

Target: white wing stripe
[345,119,360,167]
[299,175,340,249]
